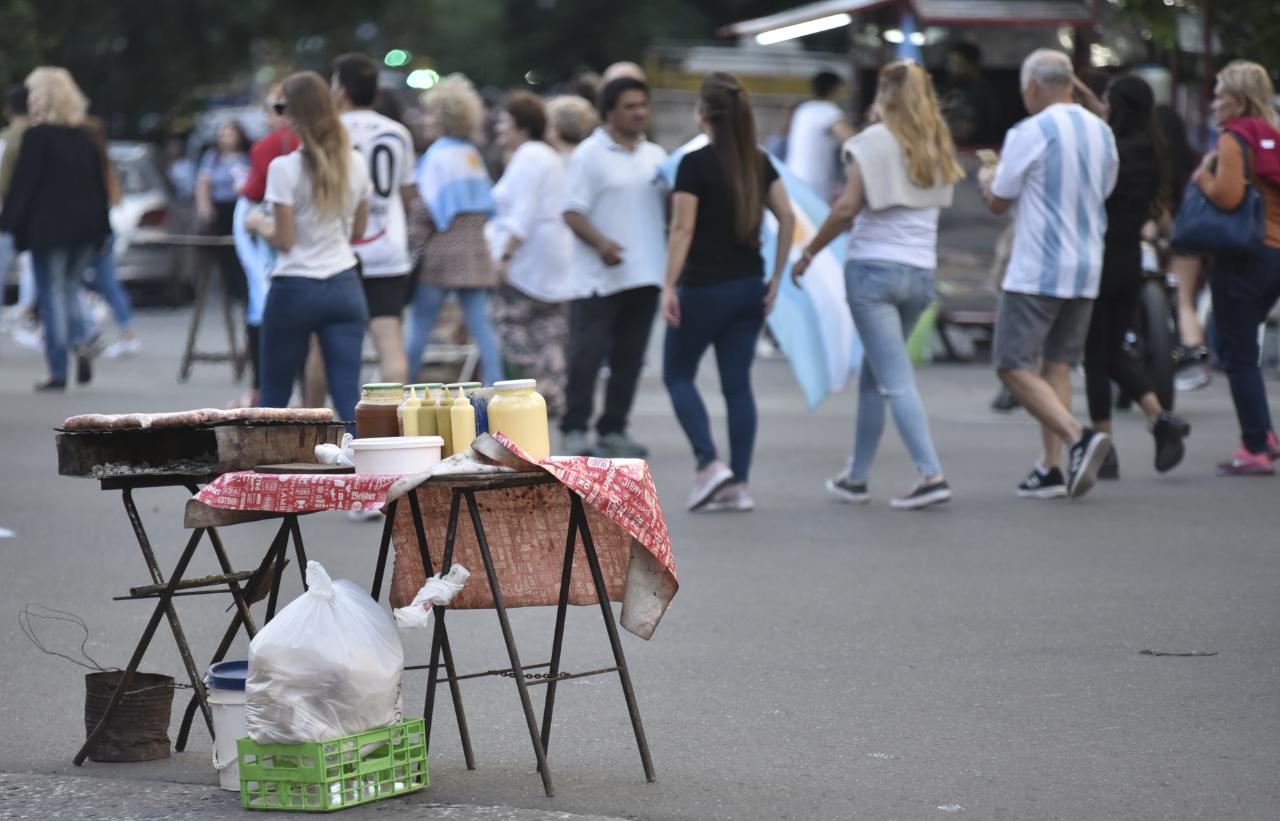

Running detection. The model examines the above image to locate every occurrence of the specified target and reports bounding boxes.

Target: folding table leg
[573,494,656,783]
[369,500,397,600]
[120,488,214,738]
[463,490,555,797]
[282,515,309,589]
[408,490,475,768]
[175,525,282,751]
[264,519,292,621]
[76,527,208,766]
[196,508,258,637]
[539,501,578,764]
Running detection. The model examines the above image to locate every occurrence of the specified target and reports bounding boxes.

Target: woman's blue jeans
[88,235,133,331]
[259,269,368,430]
[32,245,94,382]
[844,259,943,481]
[1210,246,1280,453]
[405,284,504,385]
[662,277,765,483]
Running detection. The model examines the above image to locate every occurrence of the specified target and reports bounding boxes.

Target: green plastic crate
[237,718,428,812]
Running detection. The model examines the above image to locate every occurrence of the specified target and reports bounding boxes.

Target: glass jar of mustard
[486,379,550,460]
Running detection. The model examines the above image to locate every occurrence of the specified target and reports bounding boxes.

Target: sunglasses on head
[271,102,286,115]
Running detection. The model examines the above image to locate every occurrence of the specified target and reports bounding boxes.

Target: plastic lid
[363,382,403,392]
[459,382,483,389]
[205,659,248,691]
[425,382,445,389]
[349,435,444,451]
[404,383,430,391]
[493,379,537,391]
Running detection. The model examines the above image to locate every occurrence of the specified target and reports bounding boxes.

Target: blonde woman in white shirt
[792,60,962,510]
[246,71,371,429]
[490,91,574,417]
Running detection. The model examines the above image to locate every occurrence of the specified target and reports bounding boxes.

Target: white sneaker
[103,336,141,359]
[1175,365,1211,392]
[687,461,734,511]
[700,482,755,512]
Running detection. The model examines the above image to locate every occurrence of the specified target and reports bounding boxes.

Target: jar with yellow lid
[355,383,403,439]
[487,379,550,460]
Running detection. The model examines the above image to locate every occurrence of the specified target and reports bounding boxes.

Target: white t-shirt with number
[341,110,416,277]
[264,149,370,279]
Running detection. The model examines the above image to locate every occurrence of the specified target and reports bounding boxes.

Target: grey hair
[1020,49,1073,92]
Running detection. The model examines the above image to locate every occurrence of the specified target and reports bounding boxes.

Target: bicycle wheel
[1138,279,1175,410]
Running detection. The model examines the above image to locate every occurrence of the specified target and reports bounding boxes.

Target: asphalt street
[1,306,1278,820]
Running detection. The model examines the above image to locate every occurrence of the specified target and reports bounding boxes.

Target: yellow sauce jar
[450,386,477,453]
[436,383,459,457]
[487,379,550,460]
[399,386,424,435]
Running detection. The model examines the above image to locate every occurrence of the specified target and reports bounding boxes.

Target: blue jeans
[87,235,133,330]
[0,232,15,295]
[32,245,94,382]
[259,269,368,431]
[1210,246,1280,453]
[845,260,943,481]
[663,277,765,482]
[405,284,504,385]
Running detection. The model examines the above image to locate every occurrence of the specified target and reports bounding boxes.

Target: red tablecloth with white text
[192,437,678,639]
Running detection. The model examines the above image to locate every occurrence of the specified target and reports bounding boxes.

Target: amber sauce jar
[355,383,404,438]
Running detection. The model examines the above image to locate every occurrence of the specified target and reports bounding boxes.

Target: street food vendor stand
[56,402,676,800]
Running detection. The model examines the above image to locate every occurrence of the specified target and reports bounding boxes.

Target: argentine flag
[657,136,861,410]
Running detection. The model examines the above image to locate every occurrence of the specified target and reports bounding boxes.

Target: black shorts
[360,274,413,318]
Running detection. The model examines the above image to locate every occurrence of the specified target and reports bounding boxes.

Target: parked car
[109,141,193,304]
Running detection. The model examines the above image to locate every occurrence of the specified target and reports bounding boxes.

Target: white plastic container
[349,435,444,475]
[206,660,248,791]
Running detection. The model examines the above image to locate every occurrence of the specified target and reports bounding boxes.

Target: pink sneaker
[1268,431,1280,461]
[1217,444,1275,477]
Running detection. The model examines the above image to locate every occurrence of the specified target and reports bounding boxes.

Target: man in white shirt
[332,53,418,384]
[561,77,668,458]
[981,49,1119,500]
[785,71,855,202]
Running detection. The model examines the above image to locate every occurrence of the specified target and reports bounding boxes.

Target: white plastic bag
[393,565,471,629]
[245,561,404,744]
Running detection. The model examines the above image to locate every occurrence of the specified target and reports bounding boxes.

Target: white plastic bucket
[350,435,444,475]
[205,660,248,791]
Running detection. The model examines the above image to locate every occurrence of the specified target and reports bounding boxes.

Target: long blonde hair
[281,71,351,217]
[877,60,964,188]
[1217,60,1278,126]
[25,66,87,127]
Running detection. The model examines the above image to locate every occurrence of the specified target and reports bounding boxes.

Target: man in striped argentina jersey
[981,49,1119,500]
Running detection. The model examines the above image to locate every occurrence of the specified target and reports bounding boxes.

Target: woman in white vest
[792,60,963,510]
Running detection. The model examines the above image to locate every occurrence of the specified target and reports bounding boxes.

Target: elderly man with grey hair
[979,49,1119,500]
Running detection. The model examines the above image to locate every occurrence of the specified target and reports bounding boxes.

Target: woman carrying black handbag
[1194,60,1280,476]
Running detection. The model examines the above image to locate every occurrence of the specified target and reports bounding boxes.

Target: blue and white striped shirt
[991,103,1119,299]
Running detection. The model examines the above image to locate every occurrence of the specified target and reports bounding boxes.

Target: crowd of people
[1,47,1278,508]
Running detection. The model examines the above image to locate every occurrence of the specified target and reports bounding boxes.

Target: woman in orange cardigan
[1194,61,1280,476]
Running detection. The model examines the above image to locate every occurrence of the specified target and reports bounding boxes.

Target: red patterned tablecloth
[191,434,678,639]
[194,471,401,513]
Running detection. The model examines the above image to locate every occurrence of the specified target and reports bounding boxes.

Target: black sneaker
[1098,446,1120,480]
[1067,429,1112,498]
[825,475,869,504]
[1016,466,1067,499]
[1152,412,1191,473]
[1174,345,1209,371]
[890,480,951,510]
[991,386,1020,412]
[34,378,67,393]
